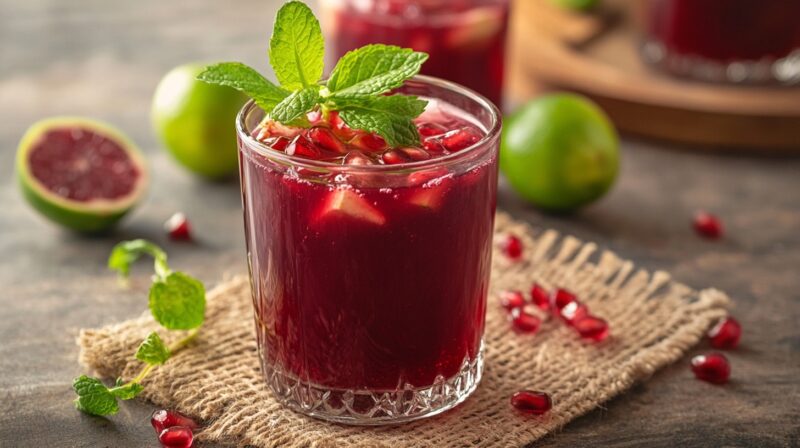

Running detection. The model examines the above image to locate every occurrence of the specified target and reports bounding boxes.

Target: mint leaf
[73,376,119,416]
[269,86,320,124]
[109,239,168,279]
[135,332,171,365]
[110,383,144,400]
[328,44,428,99]
[149,272,206,330]
[337,95,428,147]
[269,1,324,90]
[197,62,290,112]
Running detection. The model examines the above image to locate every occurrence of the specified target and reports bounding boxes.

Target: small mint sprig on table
[73,240,205,417]
[197,0,429,147]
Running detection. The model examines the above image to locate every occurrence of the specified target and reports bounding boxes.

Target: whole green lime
[500,93,619,211]
[152,63,247,179]
[548,0,598,11]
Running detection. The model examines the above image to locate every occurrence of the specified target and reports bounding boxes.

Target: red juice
[321,0,509,106]
[237,77,500,424]
[642,0,800,84]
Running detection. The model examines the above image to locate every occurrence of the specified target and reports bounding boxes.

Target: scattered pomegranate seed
[691,352,731,384]
[708,317,741,349]
[510,308,541,334]
[440,127,482,152]
[693,211,724,239]
[530,283,550,311]
[417,122,447,137]
[499,290,526,310]
[559,301,589,325]
[151,409,198,434]
[550,289,577,311]
[510,390,552,415]
[500,234,523,260]
[164,213,191,241]
[343,150,374,166]
[158,426,194,448]
[572,316,609,342]
[285,135,321,158]
[307,127,346,154]
[349,132,387,152]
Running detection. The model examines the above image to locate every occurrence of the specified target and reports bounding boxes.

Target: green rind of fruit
[151,63,247,180]
[500,93,619,211]
[548,0,598,12]
[16,117,148,233]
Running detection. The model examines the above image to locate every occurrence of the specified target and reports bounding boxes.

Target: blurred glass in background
[639,0,800,85]
[320,0,509,105]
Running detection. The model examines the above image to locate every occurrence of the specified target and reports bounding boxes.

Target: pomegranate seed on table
[530,283,550,311]
[499,234,523,260]
[691,352,731,384]
[151,409,198,433]
[286,135,321,159]
[158,426,194,448]
[559,301,589,325]
[164,213,191,241]
[307,127,347,154]
[510,390,552,415]
[572,315,610,342]
[693,211,724,239]
[499,290,526,310]
[440,127,482,152]
[708,317,742,349]
[550,288,578,312]
[510,308,541,334]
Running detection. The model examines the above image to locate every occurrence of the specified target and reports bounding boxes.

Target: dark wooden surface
[1,1,798,447]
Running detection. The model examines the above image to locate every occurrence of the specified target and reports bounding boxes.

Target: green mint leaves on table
[197,0,429,147]
[73,240,205,416]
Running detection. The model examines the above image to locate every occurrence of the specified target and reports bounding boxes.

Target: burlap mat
[78,212,730,447]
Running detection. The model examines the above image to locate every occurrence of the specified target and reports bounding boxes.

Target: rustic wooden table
[1,1,798,447]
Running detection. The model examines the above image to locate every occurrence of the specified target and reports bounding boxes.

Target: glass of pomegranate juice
[321,0,510,106]
[237,76,500,424]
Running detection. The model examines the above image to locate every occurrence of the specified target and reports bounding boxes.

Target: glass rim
[235,75,502,173]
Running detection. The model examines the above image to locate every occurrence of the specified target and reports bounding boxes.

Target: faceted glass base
[260,345,484,425]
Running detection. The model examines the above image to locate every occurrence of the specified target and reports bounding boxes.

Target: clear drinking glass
[236,76,501,425]
[320,0,510,106]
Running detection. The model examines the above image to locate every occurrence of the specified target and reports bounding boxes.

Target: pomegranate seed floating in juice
[321,0,510,105]
[238,77,500,424]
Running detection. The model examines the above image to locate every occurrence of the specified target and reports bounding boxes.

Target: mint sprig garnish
[197,0,429,147]
[73,240,205,417]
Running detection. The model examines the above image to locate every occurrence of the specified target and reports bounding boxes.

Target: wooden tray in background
[506,0,800,153]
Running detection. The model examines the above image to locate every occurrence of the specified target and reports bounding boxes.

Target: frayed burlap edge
[78,211,730,447]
